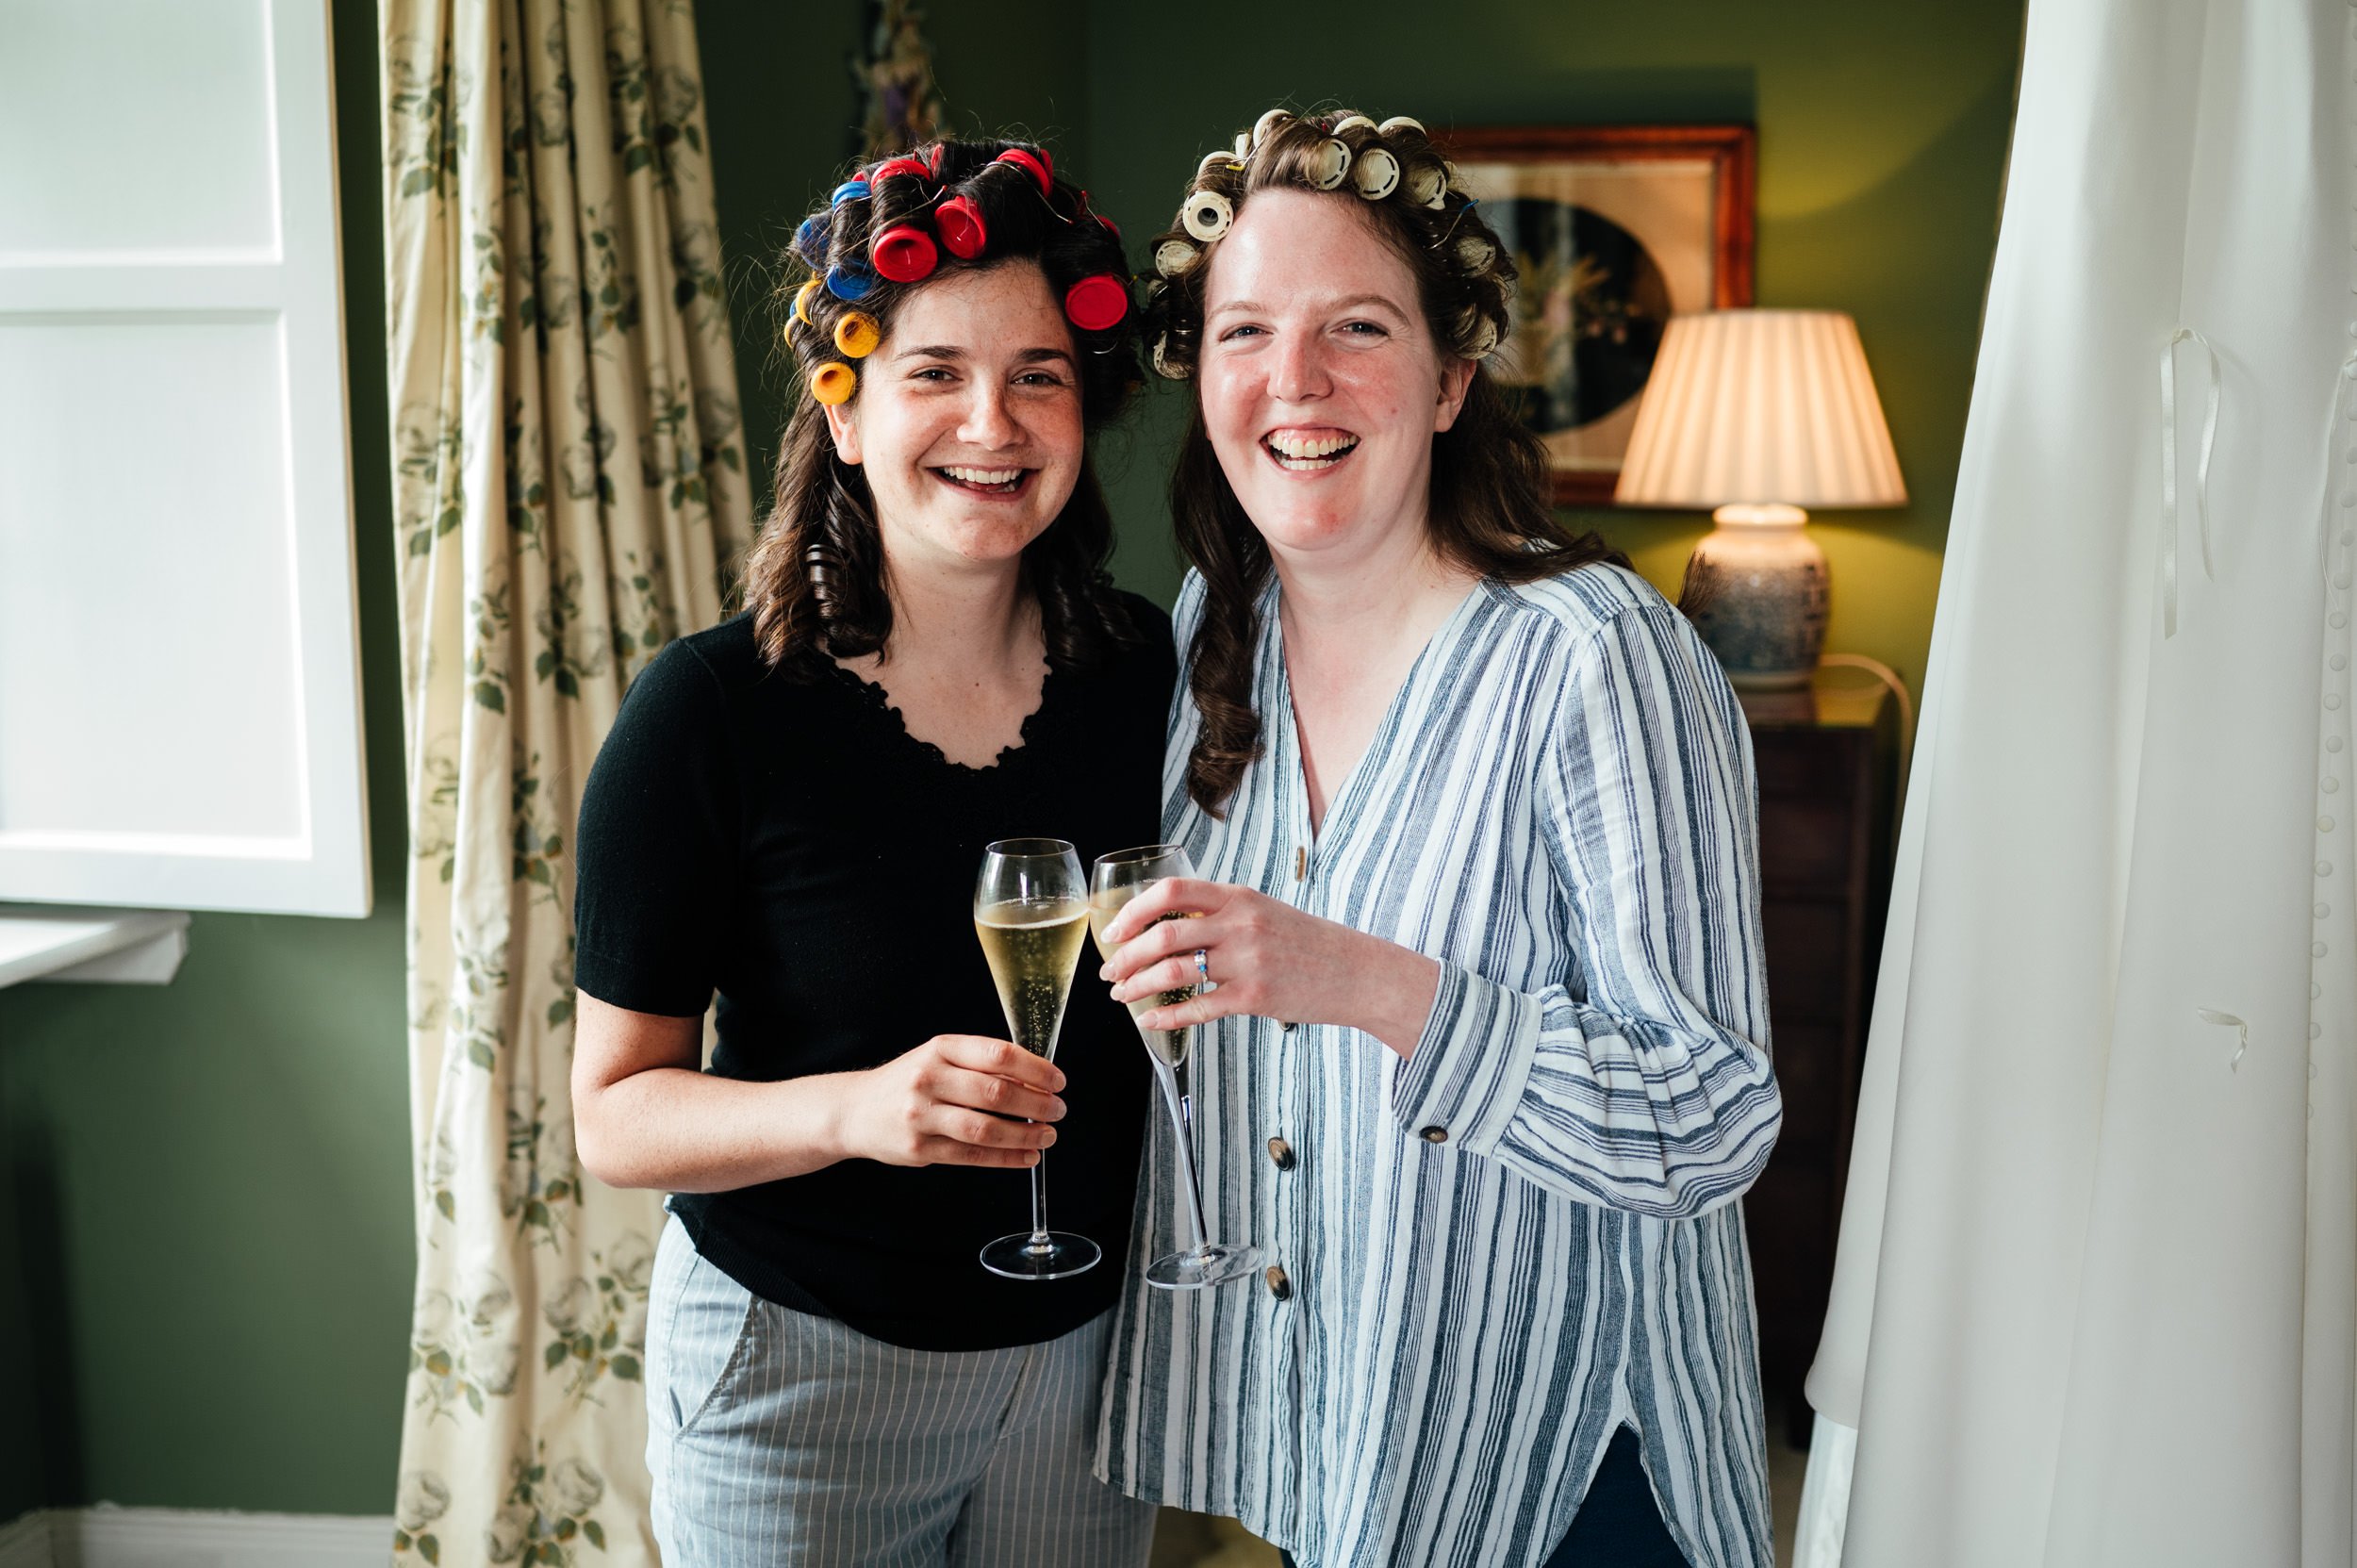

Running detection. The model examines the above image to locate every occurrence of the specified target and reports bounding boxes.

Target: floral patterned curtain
[380,1,750,1561]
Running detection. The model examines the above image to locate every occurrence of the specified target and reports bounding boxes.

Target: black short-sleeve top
[573,602,1172,1351]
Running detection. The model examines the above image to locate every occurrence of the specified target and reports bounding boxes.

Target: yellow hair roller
[833,311,881,358]
[811,361,857,404]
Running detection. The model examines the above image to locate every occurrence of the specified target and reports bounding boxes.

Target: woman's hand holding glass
[1096,878,1444,1061]
[974,837,1098,1279]
[831,1035,1065,1170]
[1091,847,1261,1290]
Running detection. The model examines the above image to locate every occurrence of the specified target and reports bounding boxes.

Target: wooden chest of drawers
[1740,679,1897,1444]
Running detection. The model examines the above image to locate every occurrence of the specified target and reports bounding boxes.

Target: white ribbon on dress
[2160,326,2220,638]
[2327,354,2357,576]
[2194,1007,2250,1072]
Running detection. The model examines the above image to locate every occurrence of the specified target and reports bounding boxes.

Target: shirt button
[1280,1020,1297,1033]
[1420,1126,1450,1144]
[1265,1264,1293,1300]
[1267,1135,1296,1169]
[1294,846,1308,881]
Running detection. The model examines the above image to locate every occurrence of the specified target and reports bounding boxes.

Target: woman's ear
[823,398,864,464]
[1433,354,1477,435]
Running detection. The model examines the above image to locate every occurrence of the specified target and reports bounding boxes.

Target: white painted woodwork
[0,903,190,989]
[0,0,371,916]
[0,1508,394,1568]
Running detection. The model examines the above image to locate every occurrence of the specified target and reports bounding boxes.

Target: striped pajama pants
[645,1217,1154,1567]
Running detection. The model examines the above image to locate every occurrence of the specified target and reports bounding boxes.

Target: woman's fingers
[914,1039,1063,1147]
[1096,880,1183,949]
[931,1033,1064,1093]
[1100,876,1226,947]
[1134,986,1248,1035]
[919,1137,1044,1169]
[1101,893,1229,985]
[925,1101,1058,1150]
[930,1063,1066,1124]
[1111,949,1213,1005]
[842,1035,1065,1170]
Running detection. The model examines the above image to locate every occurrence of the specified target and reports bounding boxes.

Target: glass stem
[1027,1150,1051,1253]
[1152,1056,1212,1255]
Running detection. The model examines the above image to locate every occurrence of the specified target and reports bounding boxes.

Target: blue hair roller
[831,179,871,206]
[794,215,828,258]
[825,265,873,302]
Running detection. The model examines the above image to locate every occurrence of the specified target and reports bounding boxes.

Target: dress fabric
[1800,3,2357,1565]
[1097,564,1781,1568]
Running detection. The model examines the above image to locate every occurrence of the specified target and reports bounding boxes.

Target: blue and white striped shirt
[1096,563,1779,1568]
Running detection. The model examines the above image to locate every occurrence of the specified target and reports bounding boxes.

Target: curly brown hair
[743,139,1147,675]
[1143,109,1627,816]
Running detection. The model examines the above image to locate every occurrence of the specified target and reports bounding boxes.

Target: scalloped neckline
[826,659,1060,774]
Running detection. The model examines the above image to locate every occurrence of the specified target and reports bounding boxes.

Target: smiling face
[824,261,1085,574]
[1196,190,1475,569]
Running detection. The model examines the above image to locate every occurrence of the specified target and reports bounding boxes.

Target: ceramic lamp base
[1683,503,1827,691]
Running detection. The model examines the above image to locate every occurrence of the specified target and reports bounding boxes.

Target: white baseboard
[0,1509,393,1568]
[0,1514,53,1568]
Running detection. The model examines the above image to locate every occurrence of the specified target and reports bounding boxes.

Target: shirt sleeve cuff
[572,941,714,1020]
[1391,962,1542,1157]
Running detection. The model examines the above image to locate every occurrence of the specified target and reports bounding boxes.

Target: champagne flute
[1090,845,1263,1290]
[974,837,1098,1280]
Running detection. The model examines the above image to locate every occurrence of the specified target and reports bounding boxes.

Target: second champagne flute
[1090,845,1263,1290]
[973,837,1097,1280]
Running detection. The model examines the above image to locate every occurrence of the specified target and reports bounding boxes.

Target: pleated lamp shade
[1615,310,1907,509]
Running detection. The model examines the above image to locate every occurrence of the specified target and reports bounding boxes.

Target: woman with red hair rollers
[570,138,1163,1566]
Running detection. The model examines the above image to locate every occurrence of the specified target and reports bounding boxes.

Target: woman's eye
[912,367,955,382]
[1219,323,1265,341]
[1015,371,1068,388]
[1343,321,1388,338]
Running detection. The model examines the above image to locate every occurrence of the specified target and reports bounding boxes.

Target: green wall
[0,0,2015,1523]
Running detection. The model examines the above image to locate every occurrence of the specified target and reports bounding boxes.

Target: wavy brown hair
[744,139,1146,675]
[1144,109,1628,815]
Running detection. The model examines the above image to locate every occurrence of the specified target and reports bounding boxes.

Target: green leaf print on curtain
[382,2,750,1562]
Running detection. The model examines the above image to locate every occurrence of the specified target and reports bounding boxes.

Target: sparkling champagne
[1088,892,1196,1068]
[976,896,1090,1059]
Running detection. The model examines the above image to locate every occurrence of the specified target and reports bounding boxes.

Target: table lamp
[1614,309,1906,689]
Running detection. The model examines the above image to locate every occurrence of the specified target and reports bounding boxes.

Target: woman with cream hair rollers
[1094,107,1780,1568]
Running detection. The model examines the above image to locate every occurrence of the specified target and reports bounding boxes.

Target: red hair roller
[924,142,948,178]
[995,147,1053,196]
[870,224,938,282]
[872,156,930,183]
[1078,190,1119,239]
[935,195,988,258]
[1063,273,1129,333]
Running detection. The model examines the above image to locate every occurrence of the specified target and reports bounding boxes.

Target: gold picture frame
[1436,124,1757,507]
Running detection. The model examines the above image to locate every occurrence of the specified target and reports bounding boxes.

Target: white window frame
[0,0,370,919]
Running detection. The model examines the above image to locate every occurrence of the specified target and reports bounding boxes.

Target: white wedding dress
[1798,2,2357,1564]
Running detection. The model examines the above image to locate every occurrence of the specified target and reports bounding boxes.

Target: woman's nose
[1268,332,1330,404]
[956,383,1021,449]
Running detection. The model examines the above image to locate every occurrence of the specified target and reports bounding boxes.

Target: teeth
[1264,433,1360,459]
[943,466,1023,486]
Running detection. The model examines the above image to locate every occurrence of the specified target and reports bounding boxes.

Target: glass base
[980,1230,1101,1281]
[1146,1240,1264,1291]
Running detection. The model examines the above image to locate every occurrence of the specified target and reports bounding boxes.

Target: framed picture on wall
[1436,124,1755,507]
